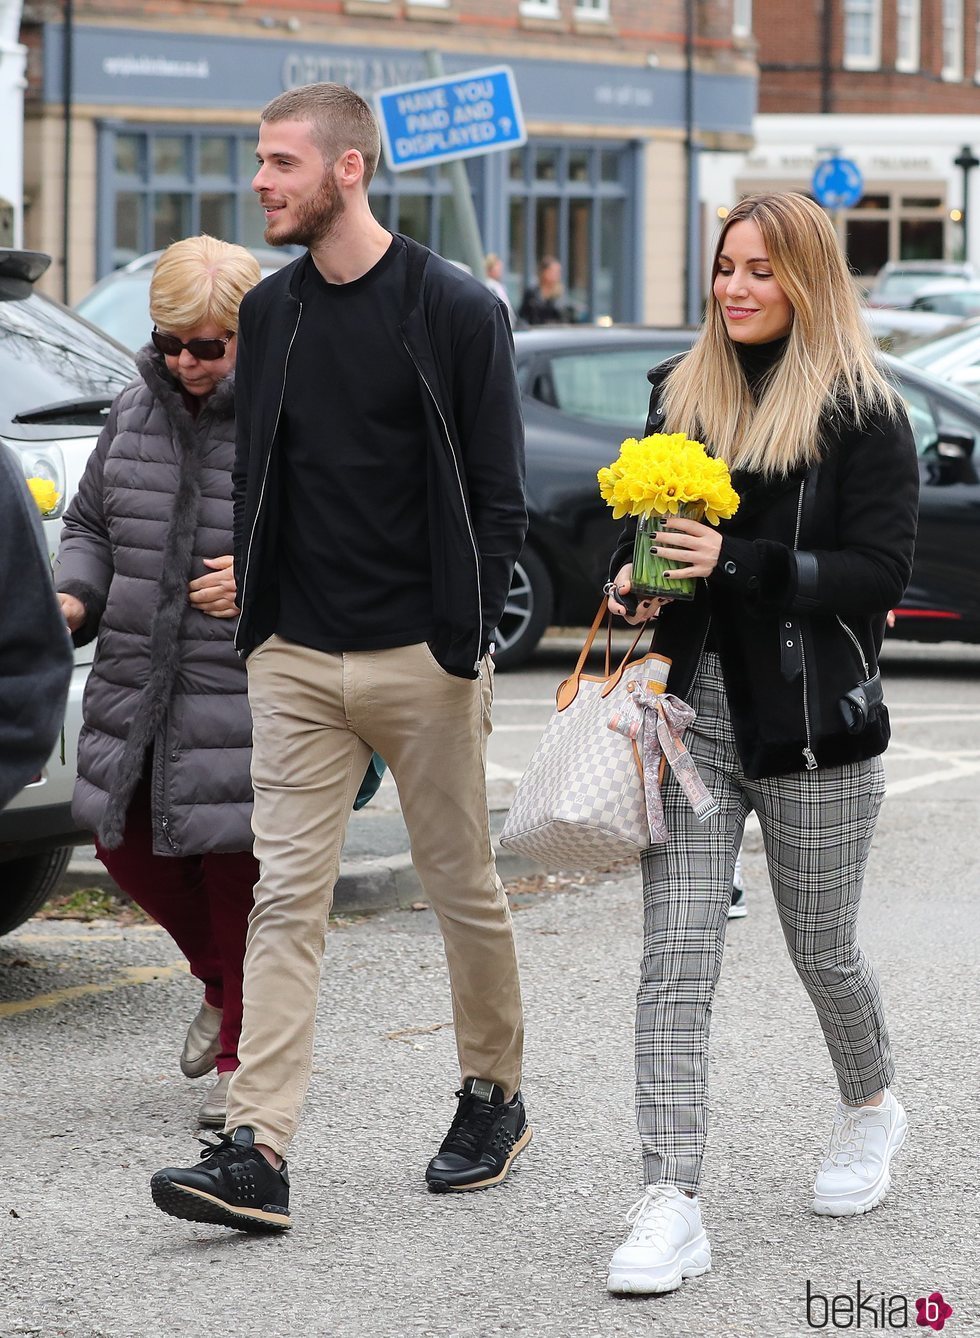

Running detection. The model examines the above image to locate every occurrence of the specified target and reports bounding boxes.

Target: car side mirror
[935,429,975,459]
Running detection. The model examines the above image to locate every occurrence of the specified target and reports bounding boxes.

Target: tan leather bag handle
[556,598,652,711]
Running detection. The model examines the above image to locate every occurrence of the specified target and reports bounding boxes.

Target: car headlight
[10,443,67,520]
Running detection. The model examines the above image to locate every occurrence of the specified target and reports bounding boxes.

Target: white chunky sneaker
[607,1185,711,1295]
[812,1091,908,1217]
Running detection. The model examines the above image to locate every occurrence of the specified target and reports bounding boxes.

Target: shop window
[113,193,143,269]
[199,137,233,178]
[842,0,881,69]
[900,218,944,260]
[520,0,560,16]
[846,218,889,277]
[200,193,235,240]
[507,141,635,323]
[114,134,143,179]
[152,193,191,251]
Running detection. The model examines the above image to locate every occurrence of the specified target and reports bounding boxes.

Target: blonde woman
[55,237,261,1129]
[605,193,919,1294]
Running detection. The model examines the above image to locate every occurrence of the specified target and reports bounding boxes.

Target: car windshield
[878,271,961,298]
[902,321,980,367]
[75,273,153,353]
[0,280,134,436]
[920,292,980,317]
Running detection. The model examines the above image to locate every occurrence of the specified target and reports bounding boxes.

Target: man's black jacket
[232,234,527,678]
[610,361,920,779]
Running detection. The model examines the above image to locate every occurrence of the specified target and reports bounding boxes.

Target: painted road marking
[0,961,188,1020]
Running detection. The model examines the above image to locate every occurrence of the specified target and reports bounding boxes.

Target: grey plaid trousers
[636,652,895,1191]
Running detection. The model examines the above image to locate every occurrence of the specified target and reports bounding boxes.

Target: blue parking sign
[375,66,527,173]
[811,157,864,209]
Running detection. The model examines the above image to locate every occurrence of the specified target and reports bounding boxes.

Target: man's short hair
[261,83,381,187]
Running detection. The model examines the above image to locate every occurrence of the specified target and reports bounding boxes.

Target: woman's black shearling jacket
[609,357,920,780]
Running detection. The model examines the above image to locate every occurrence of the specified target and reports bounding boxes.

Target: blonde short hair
[149,236,261,335]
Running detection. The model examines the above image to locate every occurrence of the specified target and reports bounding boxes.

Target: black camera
[839,671,883,734]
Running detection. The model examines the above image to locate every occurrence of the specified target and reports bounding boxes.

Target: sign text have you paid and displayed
[375,66,527,172]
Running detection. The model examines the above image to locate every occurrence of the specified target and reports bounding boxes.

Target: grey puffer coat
[55,347,253,855]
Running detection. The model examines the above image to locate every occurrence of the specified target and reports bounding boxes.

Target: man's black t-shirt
[276,237,433,652]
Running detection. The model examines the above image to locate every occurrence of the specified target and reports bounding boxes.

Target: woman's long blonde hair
[661,192,898,477]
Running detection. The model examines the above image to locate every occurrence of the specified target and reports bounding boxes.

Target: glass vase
[631,503,703,602]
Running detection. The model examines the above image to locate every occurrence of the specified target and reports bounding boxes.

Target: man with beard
[150,83,530,1233]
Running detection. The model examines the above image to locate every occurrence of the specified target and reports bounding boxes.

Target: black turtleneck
[734,334,790,398]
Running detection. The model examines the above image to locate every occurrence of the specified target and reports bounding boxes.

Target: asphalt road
[3,637,979,1338]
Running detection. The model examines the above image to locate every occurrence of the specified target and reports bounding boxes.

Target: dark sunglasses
[151,328,234,361]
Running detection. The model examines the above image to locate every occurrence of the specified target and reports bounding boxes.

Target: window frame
[732,0,752,39]
[573,0,611,20]
[895,0,920,72]
[841,0,881,71]
[519,0,561,17]
[941,0,964,81]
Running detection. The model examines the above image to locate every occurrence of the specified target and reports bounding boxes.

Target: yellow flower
[26,476,61,516]
[597,432,739,525]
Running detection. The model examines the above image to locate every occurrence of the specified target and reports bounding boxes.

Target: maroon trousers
[96,772,258,1073]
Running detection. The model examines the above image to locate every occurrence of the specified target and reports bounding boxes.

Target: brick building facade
[18,0,756,319]
[701,0,980,277]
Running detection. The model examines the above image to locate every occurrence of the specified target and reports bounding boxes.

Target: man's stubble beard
[264,170,345,249]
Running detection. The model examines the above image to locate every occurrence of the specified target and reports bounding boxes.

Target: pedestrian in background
[55,236,262,1130]
[151,82,530,1234]
[518,255,567,326]
[0,444,72,813]
[484,252,515,327]
[606,191,918,1295]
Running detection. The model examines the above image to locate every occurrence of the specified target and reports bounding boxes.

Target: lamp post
[953,144,979,263]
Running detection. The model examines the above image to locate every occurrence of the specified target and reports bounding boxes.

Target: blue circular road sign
[811,157,864,209]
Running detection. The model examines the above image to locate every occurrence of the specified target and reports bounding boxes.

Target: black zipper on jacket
[401,336,484,672]
[235,300,304,655]
[793,480,818,771]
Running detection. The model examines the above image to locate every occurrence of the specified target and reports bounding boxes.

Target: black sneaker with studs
[150,1128,291,1232]
[425,1078,532,1193]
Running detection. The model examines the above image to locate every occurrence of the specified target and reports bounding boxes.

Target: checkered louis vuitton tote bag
[499,601,671,870]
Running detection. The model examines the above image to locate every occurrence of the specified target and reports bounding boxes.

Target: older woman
[55,236,261,1128]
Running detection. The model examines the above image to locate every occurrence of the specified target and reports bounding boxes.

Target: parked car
[497,325,980,668]
[866,260,976,310]
[898,319,980,399]
[0,250,136,934]
[909,281,980,319]
[75,247,293,351]
[495,327,695,667]
[862,304,959,352]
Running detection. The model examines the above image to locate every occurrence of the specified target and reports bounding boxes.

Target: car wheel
[494,547,554,671]
[0,847,72,936]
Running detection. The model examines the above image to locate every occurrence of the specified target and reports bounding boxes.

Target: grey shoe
[180,1000,222,1078]
[197,1071,232,1129]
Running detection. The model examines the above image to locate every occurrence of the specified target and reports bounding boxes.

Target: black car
[495,326,980,668]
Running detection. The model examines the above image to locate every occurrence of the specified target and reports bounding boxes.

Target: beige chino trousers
[225,635,525,1155]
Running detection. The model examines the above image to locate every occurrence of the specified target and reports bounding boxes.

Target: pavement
[4,635,979,1336]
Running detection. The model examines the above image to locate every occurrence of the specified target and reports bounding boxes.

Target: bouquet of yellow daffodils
[598,433,739,601]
